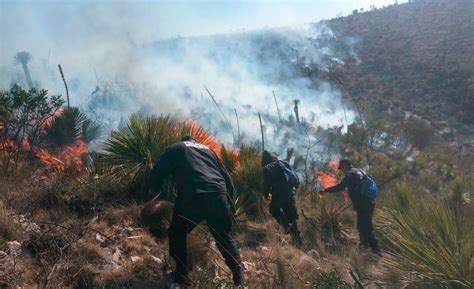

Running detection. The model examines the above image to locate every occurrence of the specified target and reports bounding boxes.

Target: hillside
[1,1,473,288]
[326,0,474,142]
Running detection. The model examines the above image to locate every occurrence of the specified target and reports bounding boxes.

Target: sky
[0,0,402,64]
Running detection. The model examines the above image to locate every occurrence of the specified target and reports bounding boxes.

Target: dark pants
[168,193,241,277]
[269,195,300,237]
[355,201,380,252]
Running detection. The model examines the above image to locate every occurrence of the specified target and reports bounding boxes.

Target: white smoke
[0,3,359,157]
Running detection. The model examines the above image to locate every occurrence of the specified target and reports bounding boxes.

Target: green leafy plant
[232,144,264,219]
[378,184,473,288]
[0,85,63,172]
[45,107,101,146]
[312,270,352,289]
[102,114,180,196]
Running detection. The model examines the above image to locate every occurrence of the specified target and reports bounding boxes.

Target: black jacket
[323,168,373,209]
[262,151,298,200]
[150,140,235,204]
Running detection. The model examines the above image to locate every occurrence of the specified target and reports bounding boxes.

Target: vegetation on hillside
[1,1,473,287]
[325,0,474,141]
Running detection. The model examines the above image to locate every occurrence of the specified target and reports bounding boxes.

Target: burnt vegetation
[0,0,473,288]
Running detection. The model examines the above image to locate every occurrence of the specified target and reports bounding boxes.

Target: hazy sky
[0,0,403,63]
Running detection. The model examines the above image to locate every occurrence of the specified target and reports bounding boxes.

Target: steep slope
[326,0,474,140]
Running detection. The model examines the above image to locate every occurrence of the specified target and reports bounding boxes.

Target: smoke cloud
[0,1,359,157]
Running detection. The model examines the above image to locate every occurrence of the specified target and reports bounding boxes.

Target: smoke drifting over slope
[1,3,357,154]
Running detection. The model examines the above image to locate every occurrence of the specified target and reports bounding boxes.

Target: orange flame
[0,139,17,164]
[34,140,88,173]
[316,169,338,189]
[43,107,64,128]
[183,120,240,167]
[1,106,88,173]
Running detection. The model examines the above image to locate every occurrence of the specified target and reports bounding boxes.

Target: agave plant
[377,184,473,288]
[232,144,264,219]
[103,114,240,200]
[45,106,101,146]
[102,114,180,195]
[315,200,350,250]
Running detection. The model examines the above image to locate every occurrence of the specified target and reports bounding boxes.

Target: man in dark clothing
[262,150,301,243]
[150,136,243,286]
[318,159,380,254]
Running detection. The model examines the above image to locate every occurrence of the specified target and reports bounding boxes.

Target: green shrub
[102,114,180,198]
[312,270,352,289]
[0,85,63,172]
[378,184,473,288]
[45,106,100,146]
[232,144,264,220]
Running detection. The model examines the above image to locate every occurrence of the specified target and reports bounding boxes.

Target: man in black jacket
[262,150,301,243]
[150,136,243,286]
[318,159,380,254]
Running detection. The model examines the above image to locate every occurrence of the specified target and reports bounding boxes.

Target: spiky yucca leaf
[315,200,350,250]
[103,115,238,200]
[220,145,239,173]
[179,120,220,151]
[45,106,101,146]
[378,185,473,288]
[81,118,101,143]
[102,114,180,190]
[232,144,264,219]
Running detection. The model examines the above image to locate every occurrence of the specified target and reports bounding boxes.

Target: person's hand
[318,191,325,198]
[265,195,271,201]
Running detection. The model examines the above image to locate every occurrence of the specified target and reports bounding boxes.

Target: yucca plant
[103,114,239,201]
[220,145,239,173]
[102,114,180,197]
[315,200,350,251]
[14,51,34,89]
[232,144,264,220]
[45,106,101,146]
[377,184,473,288]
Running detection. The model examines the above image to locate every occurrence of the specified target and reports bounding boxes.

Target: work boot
[288,222,303,246]
[171,271,191,286]
[232,266,244,286]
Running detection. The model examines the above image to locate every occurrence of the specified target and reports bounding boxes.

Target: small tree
[401,117,435,149]
[0,85,63,172]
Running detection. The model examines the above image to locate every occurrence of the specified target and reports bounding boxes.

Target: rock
[7,241,22,257]
[309,249,320,260]
[150,256,163,267]
[131,256,142,262]
[112,248,122,263]
[95,233,106,243]
[12,214,41,235]
[242,261,256,271]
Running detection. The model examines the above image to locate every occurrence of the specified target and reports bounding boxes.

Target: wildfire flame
[43,107,64,128]
[316,169,338,189]
[34,140,88,173]
[183,120,240,167]
[0,139,17,164]
[1,106,88,174]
